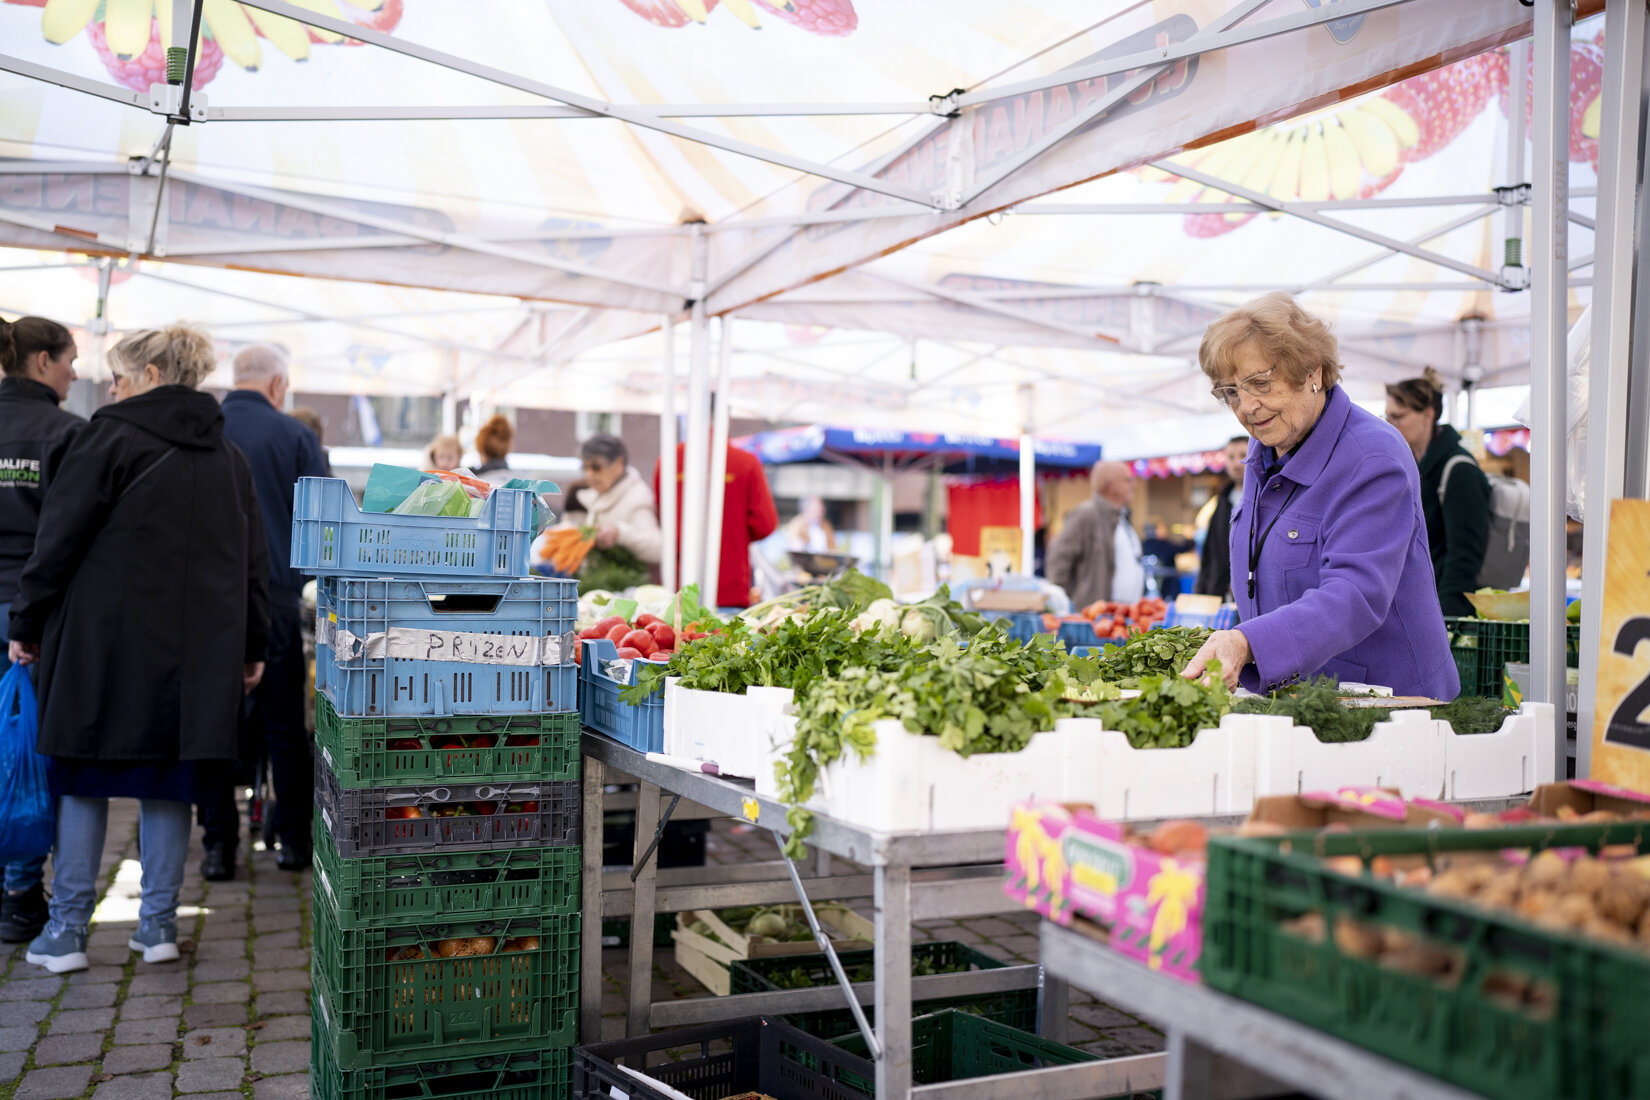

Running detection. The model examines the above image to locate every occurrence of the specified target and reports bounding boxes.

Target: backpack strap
[1436,452,1476,505]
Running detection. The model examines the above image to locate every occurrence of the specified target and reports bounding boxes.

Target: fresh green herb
[577,546,649,595]
[1092,626,1212,685]
[1428,694,1515,734]
[1231,677,1516,741]
[1090,665,1231,749]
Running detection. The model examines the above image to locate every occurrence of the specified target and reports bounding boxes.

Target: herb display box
[661,679,795,780]
[670,904,873,997]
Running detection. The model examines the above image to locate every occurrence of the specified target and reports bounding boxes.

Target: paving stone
[112,1017,178,1045]
[0,976,63,1001]
[190,1094,248,1100]
[197,921,249,942]
[91,1072,176,1100]
[1109,1025,1166,1052]
[183,1004,248,1029]
[183,1028,246,1059]
[249,1039,309,1075]
[192,981,253,1005]
[1071,1001,1141,1030]
[175,1057,247,1093]
[251,930,298,951]
[193,940,246,961]
[252,991,308,1016]
[16,1065,94,1099]
[1070,1035,1140,1060]
[251,1073,310,1100]
[117,995,182,1021]
[0,1051,23,1081]
[66,965,128,986]
[86,946,130,967]
[48,1006,117,1034]
[100,1043,175,1075]
[33,1032,107,1065]
[87,929,133,948]
[251,967,309,993]
[251,1015,308,1043]
[251,911,300,933]
[60,982,120,1009]
[0,999,51,1027]
[191,959,250,982]
[252,948,308,972]
[127,971,188,997]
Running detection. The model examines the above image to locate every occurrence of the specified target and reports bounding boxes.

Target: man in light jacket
[1046,461,1136,609]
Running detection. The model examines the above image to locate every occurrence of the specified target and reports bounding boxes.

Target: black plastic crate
[603,810,708,869]
[574,1016,874,1100]
[729,941,1036,1039]
[317,760,578,857]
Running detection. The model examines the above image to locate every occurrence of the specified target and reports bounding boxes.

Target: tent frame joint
[928,89,965,117]
[1494,183,1533,206]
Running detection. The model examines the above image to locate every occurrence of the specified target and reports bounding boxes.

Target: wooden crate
[670,905,874,997]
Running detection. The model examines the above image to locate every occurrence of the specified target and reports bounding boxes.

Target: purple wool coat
[1230,385,1460,699]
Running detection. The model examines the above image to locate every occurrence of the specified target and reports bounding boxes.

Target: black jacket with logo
[10,386,269,764]
[0,377,86,603]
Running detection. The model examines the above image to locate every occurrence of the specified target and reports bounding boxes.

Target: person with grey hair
[1046,460,1139,608]
[563,433,661,565]
[8,324,269,972]
[194,345,327,882]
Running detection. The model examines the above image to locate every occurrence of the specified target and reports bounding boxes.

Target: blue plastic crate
[292,476,535,580]
[1056,620,1098,650]
[1162,604,1237,630]
[317,576,578,718]
[980,610,1045,644]
[579,639,665,752]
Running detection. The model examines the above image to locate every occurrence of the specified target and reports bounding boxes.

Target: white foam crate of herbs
[1051,713,1273,819]
[662,679,795,779]
[763,716,1104,834]
[1438,702,1556,800]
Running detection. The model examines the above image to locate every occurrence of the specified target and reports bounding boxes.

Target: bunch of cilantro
[1093,625,1213,685]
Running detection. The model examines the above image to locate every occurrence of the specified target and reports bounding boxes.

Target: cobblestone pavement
[0,800,1160,1099]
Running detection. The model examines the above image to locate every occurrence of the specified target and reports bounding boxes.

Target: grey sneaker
[25,922,88,973]
[128,919,179,964]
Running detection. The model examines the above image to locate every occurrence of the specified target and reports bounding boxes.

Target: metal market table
[579,731,1168,1099]
[1040,920,1489,1100]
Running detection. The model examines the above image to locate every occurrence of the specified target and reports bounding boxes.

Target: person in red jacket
[654,442,778,608]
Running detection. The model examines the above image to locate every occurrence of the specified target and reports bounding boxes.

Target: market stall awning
[733,424,1100,471]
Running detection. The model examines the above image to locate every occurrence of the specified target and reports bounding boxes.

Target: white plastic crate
[662,680,795,780]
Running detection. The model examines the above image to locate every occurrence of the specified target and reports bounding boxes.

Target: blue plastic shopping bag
[0,663,53,863]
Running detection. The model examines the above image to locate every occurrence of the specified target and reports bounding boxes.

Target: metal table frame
[1040,921,1489,1100]
[580,733,1169,1098]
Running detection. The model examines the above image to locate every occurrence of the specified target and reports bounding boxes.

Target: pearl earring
[1312,384,1320,393]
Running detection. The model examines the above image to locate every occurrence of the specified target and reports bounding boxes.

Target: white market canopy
[0,0,1605,441]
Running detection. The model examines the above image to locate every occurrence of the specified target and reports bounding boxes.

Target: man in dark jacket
[1195,436,1249,600]
[0,315,84,943]
[197,346,326,877]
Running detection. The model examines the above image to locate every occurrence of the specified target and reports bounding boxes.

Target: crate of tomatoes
[1074,597,1170,645]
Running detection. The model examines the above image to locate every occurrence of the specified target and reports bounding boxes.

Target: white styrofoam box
[1440,702,1557,801]
[781,718,1103,834]
[1254,707,1447,801]
[1052,714,1271,820]
[662,679,795,779]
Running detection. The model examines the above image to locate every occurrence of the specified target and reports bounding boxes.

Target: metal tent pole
[681,226,712,595]
[1019,384,1036,577]
[703,317,734,608]
[1577,0,1649,778]
[1529,0,1573,777]
[659,314,679,593]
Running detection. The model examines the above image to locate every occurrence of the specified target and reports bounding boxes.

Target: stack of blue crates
[292,477,583,1100]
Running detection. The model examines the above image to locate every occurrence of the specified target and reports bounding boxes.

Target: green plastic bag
[500,477,561,534]
[392,479,474,517]
[362,463,435,514]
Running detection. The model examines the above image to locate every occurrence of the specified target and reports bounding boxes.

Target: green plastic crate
[1443,616,1482,698]
[312,896,579,1071]
[315,692,579,787]
[729,941,1037,1039]
[310,1012,571,1100]
[832,1010,1097,1094]
[311,810,579,931]
[1202,822,1650,1100]
[1455,619,1581,699]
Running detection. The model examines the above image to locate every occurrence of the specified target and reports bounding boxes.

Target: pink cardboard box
[1005,802,1205,984]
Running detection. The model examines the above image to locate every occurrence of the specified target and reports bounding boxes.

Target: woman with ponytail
[1385,367,1492,617]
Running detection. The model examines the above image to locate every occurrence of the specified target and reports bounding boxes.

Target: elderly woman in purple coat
[1181,293,1459,700]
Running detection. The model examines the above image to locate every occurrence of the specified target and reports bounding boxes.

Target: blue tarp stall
[733,424,1101,578]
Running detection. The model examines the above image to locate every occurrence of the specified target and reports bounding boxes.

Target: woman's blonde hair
[111,324,216,389]
[1199,292,1342,391]
[425,435,462,468]
[1386,366,1447,420]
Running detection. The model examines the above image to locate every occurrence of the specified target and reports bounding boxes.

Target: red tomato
[645,623,676,649]
[606,623,632,644]
[593,616,628,635]
[504,734,540,746]
[646,653,671,662]
[615,646,645,659]
[635,613,664,629]
[619,630,657,656]
[387,738,423,751]
[577,624,607,641]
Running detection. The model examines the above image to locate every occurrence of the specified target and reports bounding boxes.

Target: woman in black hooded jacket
[8,324,269,973]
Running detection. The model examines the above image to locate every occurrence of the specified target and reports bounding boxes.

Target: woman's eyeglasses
[1211,367,1276,408]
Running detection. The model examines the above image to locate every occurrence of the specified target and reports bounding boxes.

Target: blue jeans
[49,796,191,931]
[0,600,48,895]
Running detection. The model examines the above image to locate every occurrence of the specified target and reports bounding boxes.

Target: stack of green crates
[308,574,583,1100]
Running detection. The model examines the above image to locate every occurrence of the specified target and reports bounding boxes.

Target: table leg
[579,756,605,1043]
[1039,971,1071,1043]
[1166,1026,1288,1100]
[626,779,662,1037]
[874,865,913,1099]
